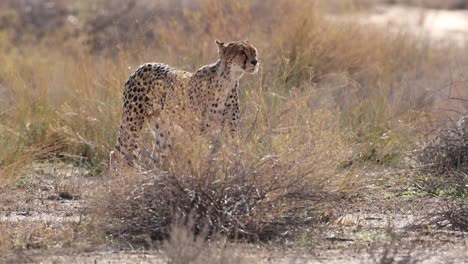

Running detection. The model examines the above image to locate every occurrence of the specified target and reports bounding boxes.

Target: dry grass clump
[162,220,257,264]
[92,149,322,243]
[0,221,86,250]
[417,114,468,196]
[0,43,127,184]
[92,88,342,243]
[105,153,319,240]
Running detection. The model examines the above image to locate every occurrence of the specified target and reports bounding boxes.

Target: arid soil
[1,169,467,264]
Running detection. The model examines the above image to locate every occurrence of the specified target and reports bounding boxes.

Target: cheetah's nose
[251,60,258,66]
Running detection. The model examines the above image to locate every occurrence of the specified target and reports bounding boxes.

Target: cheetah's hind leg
[147,118,169,163]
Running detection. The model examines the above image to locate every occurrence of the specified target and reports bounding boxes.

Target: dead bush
[92,139,326,243]
[417,114,468,196]
[89,61,345,243]
[428,200,468,231]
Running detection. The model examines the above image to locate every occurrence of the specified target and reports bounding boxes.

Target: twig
[435,108,466,116]
[244,106,260,143]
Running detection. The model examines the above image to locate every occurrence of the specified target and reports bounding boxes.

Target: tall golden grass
[0,0,458,188]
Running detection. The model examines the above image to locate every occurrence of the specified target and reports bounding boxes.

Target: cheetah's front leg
[223,86,240,135]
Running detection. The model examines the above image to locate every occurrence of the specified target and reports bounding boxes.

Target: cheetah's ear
[215,40,226,58]
[215,39,225,47]
[215,39,226,56]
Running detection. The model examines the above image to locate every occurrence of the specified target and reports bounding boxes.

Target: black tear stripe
[241,50,248,70]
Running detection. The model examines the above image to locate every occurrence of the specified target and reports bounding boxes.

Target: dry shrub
[421,115,468,173]
[418,114,468,196]
[91,83,343,243]
[428,200,468,231]
[93,147,322,243]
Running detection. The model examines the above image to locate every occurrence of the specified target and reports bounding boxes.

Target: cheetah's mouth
[246,65,258,74]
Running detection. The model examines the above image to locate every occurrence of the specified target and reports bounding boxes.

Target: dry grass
[0,0,451,183]
[92,103,338,242]
[417,114,468,197]
[0,0,467,253]
[162,220,258,264]
[0,221,87,250]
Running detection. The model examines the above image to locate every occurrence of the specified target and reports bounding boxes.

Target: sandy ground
[3,247,468,264]
[1,171,467,264]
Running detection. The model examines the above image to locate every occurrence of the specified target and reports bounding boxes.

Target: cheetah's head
[216,40,259,74]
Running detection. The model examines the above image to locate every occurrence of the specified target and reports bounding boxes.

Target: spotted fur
[114,40,259,165]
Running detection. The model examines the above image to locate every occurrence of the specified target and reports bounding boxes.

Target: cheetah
[114,40,259,166]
